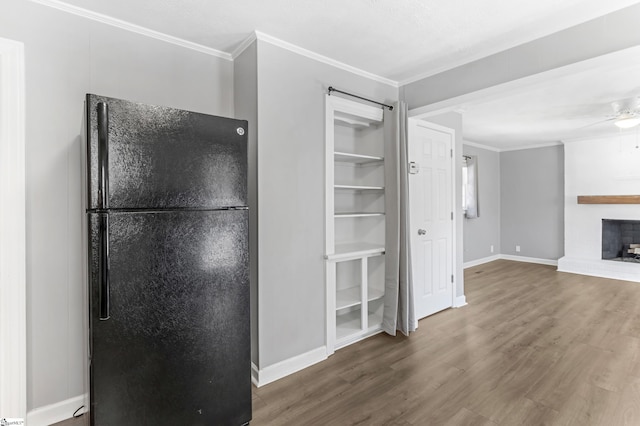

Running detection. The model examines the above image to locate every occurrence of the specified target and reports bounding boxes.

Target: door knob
[418,229,426,235]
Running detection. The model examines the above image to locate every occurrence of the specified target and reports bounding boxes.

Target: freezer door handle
[99,214,111,320]
[97,102,109,209]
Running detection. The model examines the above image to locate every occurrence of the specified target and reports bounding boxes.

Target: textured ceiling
[48,0,640,83]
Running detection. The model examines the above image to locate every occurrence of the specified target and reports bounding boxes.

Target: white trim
[463,140,563,153]
[464,255,501,269]
[557,257,640,283]
[231,32,257,59]
[453,296,467,308]
[463,140,501,152]
[561,131,635,144]
[26,394,87,426]
[464,254,558,268]
[255,31,398,88]
[250,347,327,388]
[29,0,232,60]
[499,141,563,152]
[500,254,558,266]
[251,363,259,387]
[0,37,26,423]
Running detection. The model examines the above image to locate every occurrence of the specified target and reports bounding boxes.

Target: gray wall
[500,145,564,260]
[233,43,259,366]
[421,113,464,300]
[402,3,640,109]
[1,0,234,411]
[255,40,398,368]
[462,144,501,263]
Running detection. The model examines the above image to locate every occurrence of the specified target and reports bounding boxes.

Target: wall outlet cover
[1,419,25,426]
[515,245,521,252]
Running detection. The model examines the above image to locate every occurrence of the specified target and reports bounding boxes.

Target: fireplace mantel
[577,195,640,204]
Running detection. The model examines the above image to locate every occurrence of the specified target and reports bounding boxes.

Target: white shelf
[334,212,384,218]
[335,287,383,311]
[335,310,384,345]
[334,151,383,164]
[326,242,385,260]
[368,309,383,329]
[335,184,384,191]
[336,287,361,310]
[336,310,362,341]
[368,288,384,302]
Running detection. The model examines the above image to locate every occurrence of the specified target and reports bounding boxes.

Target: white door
[408,120,454,320]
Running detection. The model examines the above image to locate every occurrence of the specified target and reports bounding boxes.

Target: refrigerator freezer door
[86,94,248,210]
[88,210,251,425]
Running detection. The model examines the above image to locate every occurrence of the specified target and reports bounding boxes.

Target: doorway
[408,119,455,320]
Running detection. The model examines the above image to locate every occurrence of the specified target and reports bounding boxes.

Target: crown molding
[254,31,398,88]
[463,139,563,152]
[499,141,563,152]
[29,1,402,86]
[29,0,232,60]
[561,130,637,144]
[463,140,501,152]
[231,32,258,59]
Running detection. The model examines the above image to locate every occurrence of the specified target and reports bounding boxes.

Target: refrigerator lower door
[88,210,251,426]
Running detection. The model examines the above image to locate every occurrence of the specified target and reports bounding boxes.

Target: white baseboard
[463,255,501,269]
[499,254,558,266]
[27,394,87,426]
[251,346,327,388]
[453,295,467,308]
[464,254,558,268]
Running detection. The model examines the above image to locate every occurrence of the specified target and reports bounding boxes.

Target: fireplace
[602,219,640,263]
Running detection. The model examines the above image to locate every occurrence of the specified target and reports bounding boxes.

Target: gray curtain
[382,101,416,336]
[464,156,479,218]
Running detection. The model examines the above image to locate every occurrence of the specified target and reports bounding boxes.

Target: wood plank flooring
[56,260,640,425]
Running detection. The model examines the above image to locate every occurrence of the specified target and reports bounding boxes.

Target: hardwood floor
[56,260,640,425]
[251,260,640,425]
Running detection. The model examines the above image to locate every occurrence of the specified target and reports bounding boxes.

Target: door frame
[0,37,27,420]
[407,118,457,312]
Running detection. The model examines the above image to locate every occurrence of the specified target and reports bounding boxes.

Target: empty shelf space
[336,287,362,310]
[368,310,383,328]
[336,310,362,340]
[334,151,383,164]
[368,288,384,302]
[333,106,383,128]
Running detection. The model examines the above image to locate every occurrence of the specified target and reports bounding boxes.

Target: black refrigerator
[85,94,251,426]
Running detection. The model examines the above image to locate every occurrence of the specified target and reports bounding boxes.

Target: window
[462,155,479,218]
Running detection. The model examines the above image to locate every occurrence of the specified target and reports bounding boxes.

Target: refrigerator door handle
[97,102,109,209]
[99,214,111,320]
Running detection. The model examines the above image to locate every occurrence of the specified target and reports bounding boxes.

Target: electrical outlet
[515,245,521,252]
[490,245,494,253]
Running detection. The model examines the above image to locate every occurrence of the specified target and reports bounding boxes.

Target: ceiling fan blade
[578,117,616,129]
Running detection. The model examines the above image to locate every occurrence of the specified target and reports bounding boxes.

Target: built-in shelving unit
[325,94,386,355]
